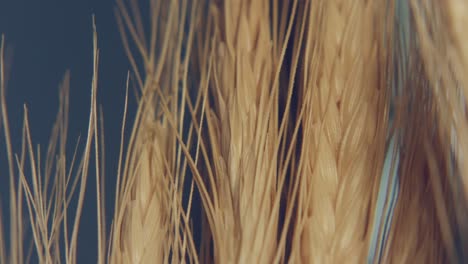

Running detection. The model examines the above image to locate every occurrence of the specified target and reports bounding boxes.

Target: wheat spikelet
[184,0,301,262]
[378,42,446,263]
[433,4,468,247]
[380,67,448,263]
[394,1,468,262]
[410,0,468,202]
[382,131,448,263]
[111,116,174,263]
[445,0,468,258]
[446,0,468,100]
[372,1,465,261]
[109,0,198,263]
[297,1,386,262]
[208,0,279,261]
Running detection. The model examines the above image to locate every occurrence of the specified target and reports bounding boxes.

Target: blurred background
[0,0,134,262]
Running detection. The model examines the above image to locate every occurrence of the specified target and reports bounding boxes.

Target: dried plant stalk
[297,1,386,262]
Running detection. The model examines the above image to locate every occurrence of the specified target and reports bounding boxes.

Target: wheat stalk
[296,1,387,262]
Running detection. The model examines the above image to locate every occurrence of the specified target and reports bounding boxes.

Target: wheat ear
[434,2,468,241]
[374,1,460,261]
[445,0,468,258]
[298,1,385,262]
[410,0,468,203]
[109,0,198,263]
[447,0,468,106]
[209,0,279,261]
[380,67,448,263]
[385,1,468,262]
[181,0,301,262]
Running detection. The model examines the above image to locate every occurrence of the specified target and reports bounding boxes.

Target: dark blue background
[0,0,133,262]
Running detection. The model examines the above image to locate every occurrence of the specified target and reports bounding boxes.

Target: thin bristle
[1,34,98,263]
[0,34,23,264]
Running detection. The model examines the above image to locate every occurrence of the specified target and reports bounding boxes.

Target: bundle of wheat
[2,0,468,263]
